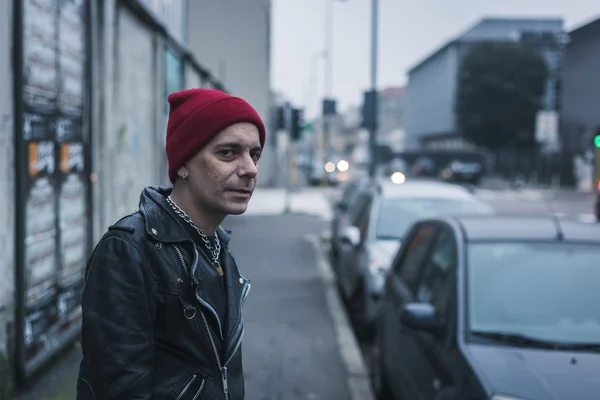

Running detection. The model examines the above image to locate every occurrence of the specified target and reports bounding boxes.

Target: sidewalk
[224,213,371,400]
[244,187,336,221]
[13,345,79,400]
[15,209,370,399]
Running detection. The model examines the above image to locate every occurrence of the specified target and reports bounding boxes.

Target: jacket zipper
[174,245,223,339]
[192,380,205,400]
[199,281,250,400]
[175,375,205,400]
[175,244,251,400]
[176,375,196,400]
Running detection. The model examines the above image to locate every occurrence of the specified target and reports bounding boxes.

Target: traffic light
[361,90,377,130]
[594,134,600,148]
[322,98,337,116]
[290,108,304,141]
[274,106,285,131]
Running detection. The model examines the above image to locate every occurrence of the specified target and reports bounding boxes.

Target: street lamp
[368,0,379,177]
[320,0,346,186]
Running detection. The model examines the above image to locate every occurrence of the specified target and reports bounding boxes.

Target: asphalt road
[15,213,358,400]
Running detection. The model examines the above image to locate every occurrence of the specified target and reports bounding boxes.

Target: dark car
[411,156,437,177]
[372,214,600,400]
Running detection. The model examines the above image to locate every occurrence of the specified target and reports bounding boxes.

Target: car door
[346,192,374,297]
[338,191,372,298]
[379,222,440,400]
[399,226,459,400]
[331,180,360,253]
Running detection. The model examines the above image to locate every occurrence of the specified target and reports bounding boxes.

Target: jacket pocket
[175,374,205,400]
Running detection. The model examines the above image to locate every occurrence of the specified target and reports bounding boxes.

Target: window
[393,224,438,291]
[416,230,457,314]
[467,242,600,344]
[340,181,361,207]
[348,193,372,227]
[375,197,492,240]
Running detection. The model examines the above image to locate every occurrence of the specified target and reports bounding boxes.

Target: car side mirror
[401,302,445,337]
[335,201,348,212]
[341,226,361,247]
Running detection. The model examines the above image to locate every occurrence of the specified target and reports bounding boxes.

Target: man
[76,88,266,400]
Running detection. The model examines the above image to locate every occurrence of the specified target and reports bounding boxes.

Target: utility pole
[283,102,292,213]
[321,0,334,186]
[368,0,379,177]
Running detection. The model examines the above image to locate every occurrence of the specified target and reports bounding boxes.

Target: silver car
[334,178,494,341]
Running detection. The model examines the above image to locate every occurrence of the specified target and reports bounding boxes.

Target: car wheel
[348,284,374,342]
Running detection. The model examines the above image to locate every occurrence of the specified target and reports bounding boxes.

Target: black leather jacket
[77,186,250,400]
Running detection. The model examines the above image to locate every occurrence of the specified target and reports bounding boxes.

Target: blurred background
[1,0,600,399]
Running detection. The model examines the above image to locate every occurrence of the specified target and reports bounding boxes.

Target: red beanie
[165,88,266,183]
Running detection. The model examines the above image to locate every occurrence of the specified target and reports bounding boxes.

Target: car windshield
[375,197,492,240]
[468,242,600,345]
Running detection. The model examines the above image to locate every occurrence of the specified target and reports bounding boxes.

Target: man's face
[178,122,262,217]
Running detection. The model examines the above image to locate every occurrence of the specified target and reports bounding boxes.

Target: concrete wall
[1,0,269,388]
[0,0,15,394]
[92,0,219,239]
[186,0,275,186]
[0,1,230,393]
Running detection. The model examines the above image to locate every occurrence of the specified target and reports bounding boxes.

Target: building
[377,86,405,147]
[560,15,600,189]
[404,17,565,150]
[561,16,600,155]
[0,0,271,393]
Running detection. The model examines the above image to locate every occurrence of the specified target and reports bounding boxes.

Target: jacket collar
[138,186,232,245]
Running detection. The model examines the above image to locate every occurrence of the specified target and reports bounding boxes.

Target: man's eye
[219,150,234,157]
[251,152,261,162]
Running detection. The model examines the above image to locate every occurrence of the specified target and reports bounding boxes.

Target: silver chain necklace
[166,195,221,266]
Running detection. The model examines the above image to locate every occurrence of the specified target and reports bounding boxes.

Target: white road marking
[305,233,375,400]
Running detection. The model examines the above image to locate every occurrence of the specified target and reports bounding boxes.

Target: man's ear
[177,164,188,179]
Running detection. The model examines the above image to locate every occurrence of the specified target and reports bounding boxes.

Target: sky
[271,0,599,118]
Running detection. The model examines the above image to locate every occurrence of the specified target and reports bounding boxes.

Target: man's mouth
[228,188,252,193]
[227,188,253,198]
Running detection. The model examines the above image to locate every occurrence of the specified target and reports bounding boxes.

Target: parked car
[333,178,493,340]
[440,160,483,185]
[330,178,370,265]
[411,156,437,177]
[372,214,600,400]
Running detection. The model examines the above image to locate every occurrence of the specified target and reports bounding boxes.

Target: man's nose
[239,153,258,178]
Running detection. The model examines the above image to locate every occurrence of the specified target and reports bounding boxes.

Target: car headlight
[491,395,526,400]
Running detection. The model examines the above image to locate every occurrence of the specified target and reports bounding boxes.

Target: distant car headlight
[390,172,406,184]
[337,160,349,172]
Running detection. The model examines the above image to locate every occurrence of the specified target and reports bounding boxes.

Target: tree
[455,42,549,150]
